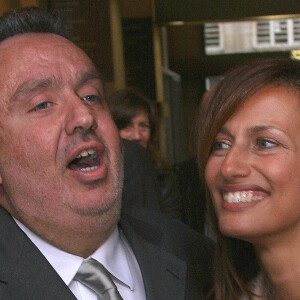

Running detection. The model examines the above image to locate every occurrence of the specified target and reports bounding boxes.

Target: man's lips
[67,142,105,167]
[66,142,107,181]
[68,148,100,171]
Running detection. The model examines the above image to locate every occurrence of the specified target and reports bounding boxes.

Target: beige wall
[0,0,18,14]
[120,0,152,18]
[20,0,39,7]
[0,0,41,14]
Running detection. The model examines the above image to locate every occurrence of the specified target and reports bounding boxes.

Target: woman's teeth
[223,191,263,203]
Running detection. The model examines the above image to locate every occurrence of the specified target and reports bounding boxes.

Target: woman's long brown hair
[196,57,300,299]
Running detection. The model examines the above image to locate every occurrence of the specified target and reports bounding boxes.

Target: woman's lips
[220,185,270,211]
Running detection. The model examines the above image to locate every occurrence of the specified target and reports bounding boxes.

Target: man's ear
[0,173,3,184]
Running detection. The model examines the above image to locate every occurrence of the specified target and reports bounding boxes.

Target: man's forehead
[12,69,103,99]
[0,33,104,103]
[0,32,91,67]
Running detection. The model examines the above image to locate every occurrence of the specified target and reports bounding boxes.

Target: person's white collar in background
[14,218,146,300]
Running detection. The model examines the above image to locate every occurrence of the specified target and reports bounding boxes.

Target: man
[0,7,214,300]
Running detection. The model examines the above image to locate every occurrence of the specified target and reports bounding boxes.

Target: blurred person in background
[174,87,219,237]
[108,88,182,219]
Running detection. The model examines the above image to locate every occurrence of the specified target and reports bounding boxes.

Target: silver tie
[74,258,123,300]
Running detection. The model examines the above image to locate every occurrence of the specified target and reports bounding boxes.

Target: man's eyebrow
[11,77,57,100]
[77,70,103,88]
[10,69,103,102]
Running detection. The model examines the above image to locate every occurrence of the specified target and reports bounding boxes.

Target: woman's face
[205,85,300,244]
[119,110,151,148]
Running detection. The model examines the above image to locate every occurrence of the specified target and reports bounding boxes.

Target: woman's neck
[255,230,300,299]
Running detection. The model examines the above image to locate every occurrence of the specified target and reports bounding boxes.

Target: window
[204,23,224,53]
[254,18,300,49]
[204,18,300,55]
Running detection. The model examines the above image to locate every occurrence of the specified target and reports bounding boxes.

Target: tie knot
[75,258,123,300]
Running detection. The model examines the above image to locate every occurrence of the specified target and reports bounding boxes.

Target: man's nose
[220,145,251,180]
[65,95,97,135]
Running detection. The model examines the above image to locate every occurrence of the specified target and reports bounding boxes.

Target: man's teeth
[223,192,263,203]
[76,149,96,159]
[80,166,98,172]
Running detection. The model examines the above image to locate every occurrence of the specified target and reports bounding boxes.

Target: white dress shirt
[14,219,146,300]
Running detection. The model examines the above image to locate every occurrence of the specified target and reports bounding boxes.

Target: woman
[196,57,300,299]
[108,88,182,219]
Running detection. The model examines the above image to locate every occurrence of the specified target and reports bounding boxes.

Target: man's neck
[13,213,119,258]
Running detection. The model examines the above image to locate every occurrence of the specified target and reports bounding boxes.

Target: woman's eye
[211,141,231,151]
[256,138,277,149]
[140,123,150,129]
[32,101,52,111]
[81,94,102,102]
[123,126,132,133]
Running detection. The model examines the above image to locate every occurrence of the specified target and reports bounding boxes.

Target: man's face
[0,33,123,238]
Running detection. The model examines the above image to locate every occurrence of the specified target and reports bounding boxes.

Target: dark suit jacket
[122,139,162,212]
[173,158,207,233]
[122,139,182,219]
[0,205,214,299]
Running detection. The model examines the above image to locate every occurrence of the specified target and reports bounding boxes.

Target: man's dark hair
[0,6,69,42]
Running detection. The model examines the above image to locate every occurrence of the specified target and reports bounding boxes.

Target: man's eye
[81,94,102,102]
[32,101,52,111]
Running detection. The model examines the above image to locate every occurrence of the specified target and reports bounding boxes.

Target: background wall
[120,0,152,18]
[154,0,300,24]
[0,0,18,13]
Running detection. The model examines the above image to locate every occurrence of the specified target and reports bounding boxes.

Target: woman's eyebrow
[246,125,279,135]
[219,127,234,139]
[219,125,281,138]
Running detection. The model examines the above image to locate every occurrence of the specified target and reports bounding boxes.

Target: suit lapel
[0,206,76,299]
[120,214,187,300]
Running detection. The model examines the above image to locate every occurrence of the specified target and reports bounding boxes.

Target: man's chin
[68,191,122,216]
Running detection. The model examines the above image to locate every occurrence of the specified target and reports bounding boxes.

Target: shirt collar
[14,219,133,289]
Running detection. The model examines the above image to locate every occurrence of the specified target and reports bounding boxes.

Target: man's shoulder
[0,206,76,299]
[120,205,214,256]
[120,206,215,297]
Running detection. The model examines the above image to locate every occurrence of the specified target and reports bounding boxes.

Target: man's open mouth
[68,149,100,172]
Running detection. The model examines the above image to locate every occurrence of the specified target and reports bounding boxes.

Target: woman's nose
[220,146,251,180]
[131,127,142,141]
